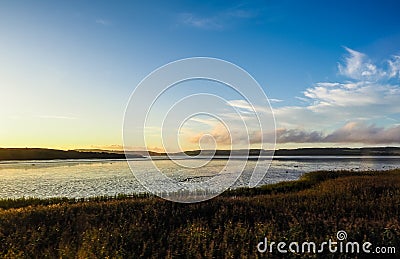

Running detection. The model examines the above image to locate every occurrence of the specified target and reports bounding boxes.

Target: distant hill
[1,147,399,161]
[178,147,400,157]
[274,147,400,156]
[71,147,400,157]
[0,148,142,161]
[75,149,165,157]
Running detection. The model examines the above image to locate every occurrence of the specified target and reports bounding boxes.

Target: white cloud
[337,49,400,81]
[337,47,387,80]
[269,98,283,103]
[227,99,253,111]
[388,55,400,79]
[227,99,271,115]
[271,47,400,144]
[179,48,400,146]
[191,49,400,143]
[303,82,394,107]
[315,82,340,88]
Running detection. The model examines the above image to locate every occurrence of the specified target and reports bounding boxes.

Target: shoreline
[0,169,398,208]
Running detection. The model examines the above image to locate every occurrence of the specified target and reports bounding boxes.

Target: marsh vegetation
[0,170,399,258]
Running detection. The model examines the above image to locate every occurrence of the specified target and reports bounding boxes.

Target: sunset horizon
[1,1,400,257]
[2,1,400,153]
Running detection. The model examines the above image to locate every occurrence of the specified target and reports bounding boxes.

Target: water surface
[0,156,399,199]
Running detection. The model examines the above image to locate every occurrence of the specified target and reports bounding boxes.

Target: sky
[1,0,400,151]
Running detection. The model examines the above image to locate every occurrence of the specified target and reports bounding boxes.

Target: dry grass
[0,170,399,258]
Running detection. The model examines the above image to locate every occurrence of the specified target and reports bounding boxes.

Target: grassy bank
[0,170,399,258]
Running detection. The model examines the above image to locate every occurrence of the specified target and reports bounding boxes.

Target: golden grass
[0,170,399,258]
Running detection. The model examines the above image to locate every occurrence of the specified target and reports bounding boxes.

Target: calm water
[0,156,399,199]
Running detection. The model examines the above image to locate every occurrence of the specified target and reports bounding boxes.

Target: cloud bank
[276,122,400,144]
[272,47,400,144]
[186,47,400,146]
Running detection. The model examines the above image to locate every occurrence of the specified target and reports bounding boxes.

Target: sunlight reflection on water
[0,157,399,199]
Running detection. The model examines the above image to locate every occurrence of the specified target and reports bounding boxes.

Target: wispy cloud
[227,99,271,114]
[178,5,258,30]
[226,8,257,19]
[338,47,376,79]
[188,117,219,126]
[269,98,283,103]
[336,47,400,80]
[179,13,224,30]
[37,115,77,120]
[227,99,253,111]
[95,19,111,26]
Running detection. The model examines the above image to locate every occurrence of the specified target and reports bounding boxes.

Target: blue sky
[1,0,400,150]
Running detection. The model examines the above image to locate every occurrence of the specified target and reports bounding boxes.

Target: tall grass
[0,170,399,258]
